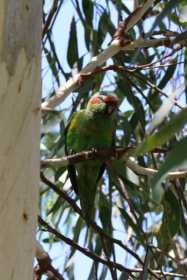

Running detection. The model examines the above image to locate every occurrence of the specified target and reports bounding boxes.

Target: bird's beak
[107,104,115,114]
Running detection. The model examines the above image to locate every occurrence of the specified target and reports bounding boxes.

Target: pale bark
[0,1,41,279]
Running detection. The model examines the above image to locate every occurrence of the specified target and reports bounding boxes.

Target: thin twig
[106,161,140,226]
[134,45,183,69]
[41,147,133,167]
[140,246,152,280]
[126,159,187,179]
[113,0,157,41]
[130,71,184,109]
[41,32,186,111]
[42,0,59,38]
[34,241,64,280]
[100,237,118,280]
[40,173,160,280]
[40,173,142,265]
[41,0,162,110]
[78,64,184,110]
[38,216,133,274]
[38,216,187,279]
[41,148,187,179]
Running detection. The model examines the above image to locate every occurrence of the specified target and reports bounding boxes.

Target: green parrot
[65,93,118,222]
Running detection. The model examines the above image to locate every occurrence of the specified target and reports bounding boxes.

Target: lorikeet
[65,93,118,222]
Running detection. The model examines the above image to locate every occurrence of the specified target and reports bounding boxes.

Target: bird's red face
[89,94,118,115]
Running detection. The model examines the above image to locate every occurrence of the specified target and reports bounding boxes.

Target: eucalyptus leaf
[150,0,178,32]
[147,89,177,134]
[119,207,144,243]
[67,17,79,68]
[158,189,181,249]
[151,136,187,204]
[136,109,187,155]
[158,61,177,89]
[179,4,187,22]
[99,192,112,236]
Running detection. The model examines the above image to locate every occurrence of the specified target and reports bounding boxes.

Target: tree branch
[38,216,134,275]
[38,216,187,279]
[40,173,161,280]
[79,64,184,110]
[140,246,152,280]
[126,159,187,179]
[41,148,187,179]
[41,30,185,111]
[42,0,59,38]
[113,0,156,41]
[40,172,143,265]
[34,241,64,280]
[41,147,133,167]
[41,0,163,111]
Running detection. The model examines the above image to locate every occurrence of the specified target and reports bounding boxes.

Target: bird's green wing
[64,112,79,194]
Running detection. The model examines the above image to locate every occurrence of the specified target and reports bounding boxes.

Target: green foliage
[41,0,187,279]
[150,0,178,32]
[136,109,187,154]
[99,191,112,237]
[67,17,79,68]
[151,136,187,204]
[158,189,181,250]
[158,60,177,89]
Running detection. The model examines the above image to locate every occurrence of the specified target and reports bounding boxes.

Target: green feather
[65,94,117,222]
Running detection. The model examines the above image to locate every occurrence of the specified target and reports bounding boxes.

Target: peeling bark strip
[0,1,41,279]
[1,1,41,74]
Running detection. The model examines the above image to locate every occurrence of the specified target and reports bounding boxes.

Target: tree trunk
[0,1,41,279]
